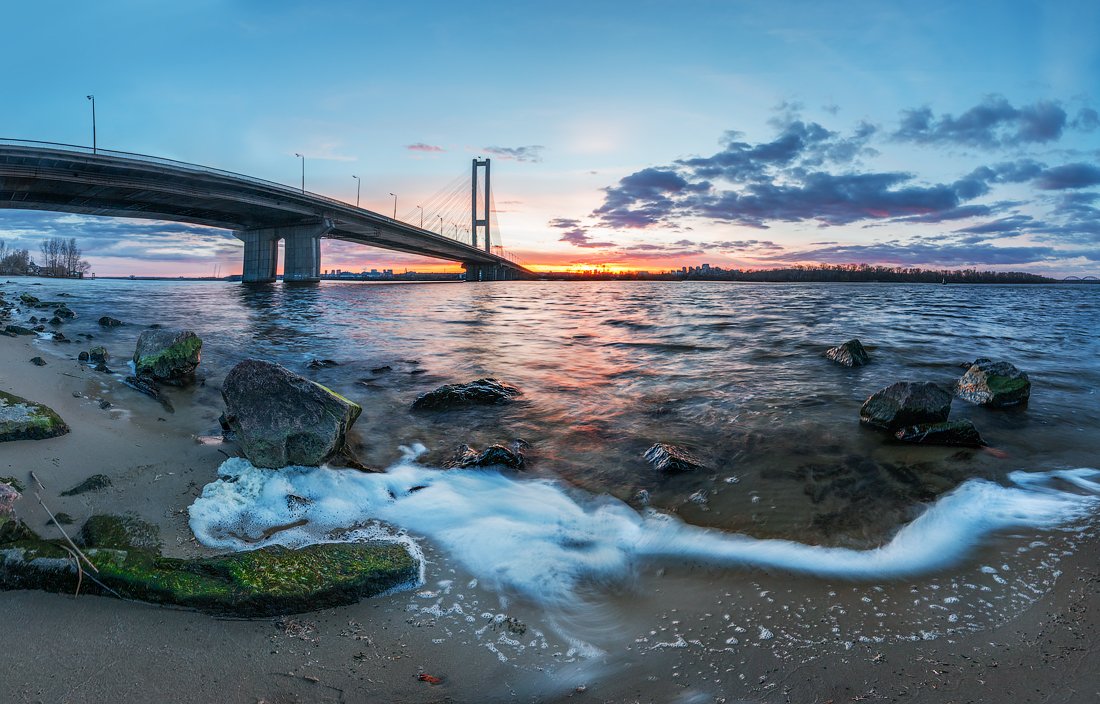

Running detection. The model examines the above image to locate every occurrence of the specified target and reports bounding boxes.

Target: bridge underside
[0,144,531,283]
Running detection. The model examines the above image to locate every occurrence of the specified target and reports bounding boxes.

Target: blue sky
[1,0,1098,275]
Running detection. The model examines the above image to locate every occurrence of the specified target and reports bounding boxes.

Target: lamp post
[85,95,96,154]
[294,153,305,193]
[389,193,397,220]
[352,175,361,208]
[439,216,444,235]
[416,205,423,228]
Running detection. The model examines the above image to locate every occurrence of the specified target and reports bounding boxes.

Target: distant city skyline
[1,0,1098,276]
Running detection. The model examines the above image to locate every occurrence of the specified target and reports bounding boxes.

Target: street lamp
[416,205,423,228]
[85,95,96,154]
[352,175,361,208]
[439,216,444,235]
[294,153,305,193]
[389,192,397,220]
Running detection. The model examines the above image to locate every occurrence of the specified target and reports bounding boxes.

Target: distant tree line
[544,263,1055,284]
[0,237,91,277]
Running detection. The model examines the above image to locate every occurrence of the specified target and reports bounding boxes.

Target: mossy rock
[77,513,161,551]
[0,390,69,442]
[133,329,202,385]
[0,517,416,616]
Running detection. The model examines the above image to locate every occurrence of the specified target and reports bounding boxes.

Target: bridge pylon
[237,219,332,283]
[471,158,490,252]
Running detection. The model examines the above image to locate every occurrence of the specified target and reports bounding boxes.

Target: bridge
[0,140,532,282]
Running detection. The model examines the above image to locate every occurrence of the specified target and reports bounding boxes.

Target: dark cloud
[893,204,995,224]
[1071,107,1099,132]
[1035,163,1100,190]
[594,168,710,228]
[953,214,1035,236]
[483,145,544,163]
[548,217,616,248]
[893,96,1068,148]
[406,143,444,152]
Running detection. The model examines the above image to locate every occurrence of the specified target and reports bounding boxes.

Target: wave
[188,452,1100,606]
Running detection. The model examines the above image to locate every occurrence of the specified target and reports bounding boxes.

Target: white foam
[188,460,1100,606]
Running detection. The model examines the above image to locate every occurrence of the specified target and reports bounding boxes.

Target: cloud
[892,96,1069,148]
[548,217,616,248]
[406,143,444,152]
[764,241,1075,267]
[483,145,545,163]
[1071,107,1099,132]
[953,214,1036,236]
[1035,163,1100,190]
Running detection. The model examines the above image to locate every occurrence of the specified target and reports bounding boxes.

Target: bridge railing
[0,137,528,269]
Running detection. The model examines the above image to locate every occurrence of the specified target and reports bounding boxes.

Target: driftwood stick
[29,471,98,574]
[59,544,84,596]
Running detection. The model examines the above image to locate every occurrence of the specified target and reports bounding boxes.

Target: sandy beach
[2,307,1099,703]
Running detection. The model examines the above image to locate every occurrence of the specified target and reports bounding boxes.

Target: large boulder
[412,378,521,411]
[0,390,69,442]
[859,381,952,431]
[825,339,870,367]
[955,358,1031,408]
[222,359,362,468]
[133,329,202,385]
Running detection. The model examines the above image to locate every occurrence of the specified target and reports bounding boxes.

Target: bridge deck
[0,141,528,272]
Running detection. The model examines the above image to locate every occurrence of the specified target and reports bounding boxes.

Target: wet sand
[2,331,1099,703]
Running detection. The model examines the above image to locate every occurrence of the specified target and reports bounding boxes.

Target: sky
[1,0,1098,277]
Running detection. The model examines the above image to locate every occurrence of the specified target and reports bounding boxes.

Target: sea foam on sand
[188,448,1100,606]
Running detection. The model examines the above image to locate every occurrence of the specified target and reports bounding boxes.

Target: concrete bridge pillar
[237,220,332,283]
[239,230,279,283]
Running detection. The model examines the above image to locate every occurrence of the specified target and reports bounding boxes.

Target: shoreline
[2,313,1100,702]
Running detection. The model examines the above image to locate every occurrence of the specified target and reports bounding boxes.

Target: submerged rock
[78,351,89,362]
[123,376,174,413]
[60,474,112,496]
[859,381,952,431]
[412,378,521,411]
[222,359,362,469]
[643,443,706,473]
[825,338,870,367]
[89,346,109,364]
[53,305,76,319]
[18,293,39,305]
[0,390,69,442]
[307,358,339,370]
[446,443,525,469]
[98,316,124,327]
[4,324,35,336]
[0,517,415,616]
[955,358,1031,408]
[894,420,984,447]
[133,329,202,385]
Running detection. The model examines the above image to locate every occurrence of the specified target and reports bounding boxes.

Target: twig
[29,470,98,573]
[59,544,84,596]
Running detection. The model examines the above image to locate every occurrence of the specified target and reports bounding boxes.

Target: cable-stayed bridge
[0,140,531,282]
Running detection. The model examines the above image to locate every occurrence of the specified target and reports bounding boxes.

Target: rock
[955,358,1031,408]
[0,482,19,520]
[894,420,984,447]
[307,358,339,369]
[53,306,75,319]
[0,390,69,442]
[859,381,952,431]
[370,365,392,374]
[412,378,521,411]
[445,443,525,469]
[643,443,706,472]
[52,332,67,342]
[47,513,75,526]
[825,338,870,367]
[60,474,112,496]
[98,399,113,410]
[123,376,174,413]
[18,293,38,305]
[93,362,113,374]
[89,345,109,364]
[221,359,362,468]
[78,351,89,361]
[48,316,63,325]
[77,514,162,552]
[29,357,46,366]
[4,324,35,336]
[0,518,416,616]
[132,329,202,385]
[98,316,124,327]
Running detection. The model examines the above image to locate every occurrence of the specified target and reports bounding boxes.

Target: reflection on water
[17,279,1100,546]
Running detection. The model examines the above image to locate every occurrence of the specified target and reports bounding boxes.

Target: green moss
[309,381,363,423]
[77,513,160,551]
[0,515,416,616]
[986,375,1029,394]
[135,335,202,378]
